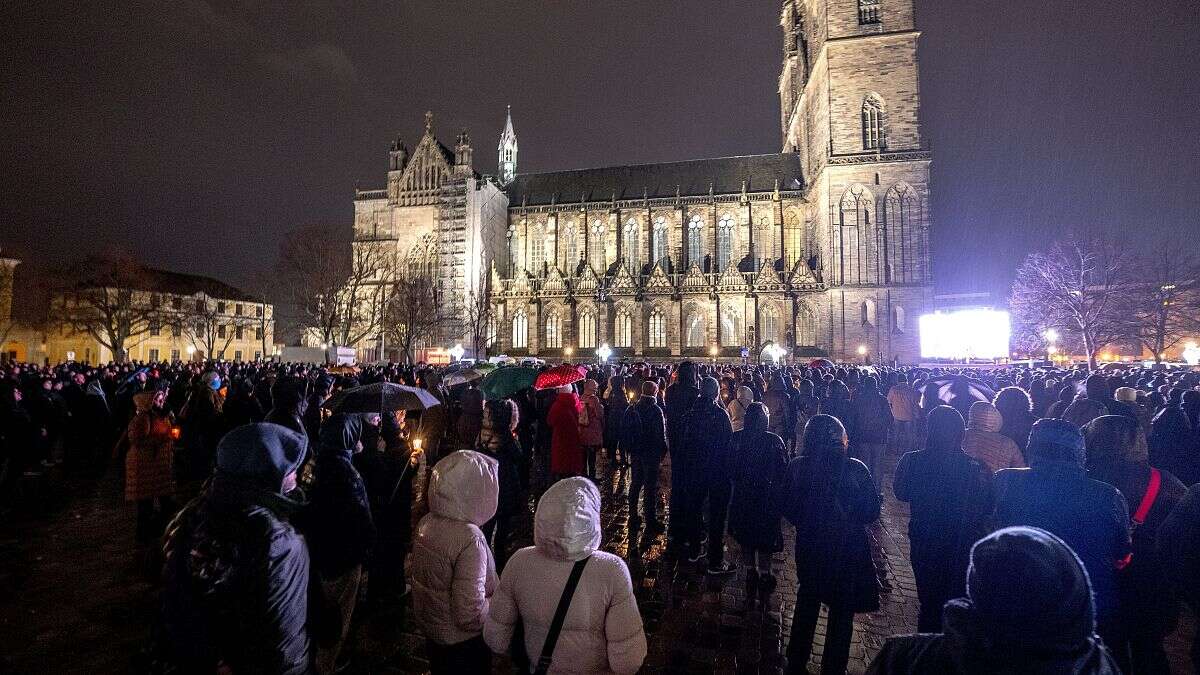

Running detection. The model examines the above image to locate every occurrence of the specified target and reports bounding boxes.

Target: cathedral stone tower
[497,105,518,185]
[780,0,932,361]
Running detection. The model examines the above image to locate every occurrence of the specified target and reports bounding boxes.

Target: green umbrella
[473,362,498,372]
[480,366,538,400]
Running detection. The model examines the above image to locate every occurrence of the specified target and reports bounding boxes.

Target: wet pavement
[1,447,1194,674]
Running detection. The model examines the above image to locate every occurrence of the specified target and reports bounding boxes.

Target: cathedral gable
[389,125,453,206]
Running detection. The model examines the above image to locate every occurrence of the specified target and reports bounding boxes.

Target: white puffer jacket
[484,478,647,674]
[411,450,499,646]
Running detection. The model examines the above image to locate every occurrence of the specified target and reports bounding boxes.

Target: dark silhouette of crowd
[1,355,1199,674]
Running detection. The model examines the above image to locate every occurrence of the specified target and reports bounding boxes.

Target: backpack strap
[1132,468,1162,526]
[534,556,591,675]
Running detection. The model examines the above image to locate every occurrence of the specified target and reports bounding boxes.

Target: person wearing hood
[299,414,375,674]
[679,376,737,573]
[780,415,880,675]
[456,382,485,449]
[602,375,629,467]
[124,389,177,544]
[162,423,334,674]
[547,385,585,479]
[411,450,500,674]
[579,379,605,479]
[762,374,794,442]
[1084,415,1188,674]
[265,375,310,439]
[176,372,225,494]
[484,478,647,674]
[727,402,788,598]
[726,385,754,432]
[664,361,700,552]
[962,400,1026,473]
[621,381,667,532]
[866,526,1122,675]
[993,418,1132,656]
[894,406,994,632]
[1149,404,1198,486]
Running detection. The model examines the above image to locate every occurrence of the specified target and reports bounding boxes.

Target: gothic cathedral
[350,0,932,363]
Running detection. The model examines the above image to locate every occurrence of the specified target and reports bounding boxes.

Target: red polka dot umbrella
[534,364,589,391]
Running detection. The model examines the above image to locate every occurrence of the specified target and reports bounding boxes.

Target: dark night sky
[3,1,1198,297]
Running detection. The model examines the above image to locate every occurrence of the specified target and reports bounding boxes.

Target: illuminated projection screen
[919,309,1011,360]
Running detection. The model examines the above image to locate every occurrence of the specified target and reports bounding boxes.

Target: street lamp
[709,345,719,363]
[449,343,465,362]
[1043,328,1059,344]
[596,343,612,363]
[564,346,574,361]
[185,345,195,361]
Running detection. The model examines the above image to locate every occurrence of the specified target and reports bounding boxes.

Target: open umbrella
[322,382,441,414]
[473,362,498,372]
[918,376,996,411]
[808,358,835,369]
[534,364,588,391]
[480,366,539,400]
[444,368,486,387]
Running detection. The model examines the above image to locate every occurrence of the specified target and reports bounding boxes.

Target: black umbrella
[322,382,441,414]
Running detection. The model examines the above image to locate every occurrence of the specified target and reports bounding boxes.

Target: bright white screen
[919,310,1011,359]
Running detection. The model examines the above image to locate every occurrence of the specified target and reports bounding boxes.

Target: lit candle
[413,438,423,451]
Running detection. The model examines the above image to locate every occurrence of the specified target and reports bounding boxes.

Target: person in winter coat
[887,373,922,455]
[992,418,1132,655]
[1149,405,1198,486]
[780,414,881,675]
[579,379,605,479]
[867,526,1122,675]
[484,478,647,674]
[848,376,893,496]
[411,450,500,674]
[621,381,668,531]
[602,375,629,467]
[962,400,1025,473]
[679,377,736,573]
[664,362,700,551]
[300,414,376,674]
[176,373,224,494]
[726,385,754,432]
[125,390,176,544]
[478,399,524,567]
[456,383,484,449]
[547,386,585,478]
[993,385,1037,455]
[894,406,994,632]
[728,402,787,598]
[1157,482,1200,671]
[162,423,333,674]
[762,375,793,442]
[1083,415,1187,674]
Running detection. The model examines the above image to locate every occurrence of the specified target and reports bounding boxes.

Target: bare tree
[0,258,16,350]
[1010,239,1136,370]
[462,285,494,361]
[1129,245,1200,362]
[171,294,257,360]
[334,242,391,349]
[51,255,161,363]
[384,268,448,364]
[275,226,353,349]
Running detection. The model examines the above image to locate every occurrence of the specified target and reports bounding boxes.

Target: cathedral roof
[505,153,804,206]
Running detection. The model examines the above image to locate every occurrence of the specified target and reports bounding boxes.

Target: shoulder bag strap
[1132,468,1162,526]
[534,556,591,675]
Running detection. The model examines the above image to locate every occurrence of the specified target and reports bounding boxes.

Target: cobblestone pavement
[1,447,1194,674]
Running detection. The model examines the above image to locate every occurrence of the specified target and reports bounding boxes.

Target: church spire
[497,105,518,185]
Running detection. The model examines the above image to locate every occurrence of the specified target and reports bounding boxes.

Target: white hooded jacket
[484,478,647,674]
[411,450,500,645]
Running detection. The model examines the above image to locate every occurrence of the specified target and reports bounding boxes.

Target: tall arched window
[530,225,545,273]
[544,311,562,348]
[614,309,633,348]
[589,220,606,272]
[485,315,497,347]
[796,304,817,345]
[860,299,877,327]
[839,185,876,285]
[720,308,741,347]
[884,183,923,284]
[577,310,596,349]
[623,220,640,272]
[507,229,518,275]
[687,215,704,268]
[760,307,780,346]
[892,305,906,333]
[561,221,578,273]
[685,312,706,348]
[783,209,803,268]
[652,217,668,266]
[716,216,733,271]
[647,308,667,348]
[511,310,528,349]
[862,94,885,150]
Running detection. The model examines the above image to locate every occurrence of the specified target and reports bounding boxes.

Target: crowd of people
[1,356,1199,674]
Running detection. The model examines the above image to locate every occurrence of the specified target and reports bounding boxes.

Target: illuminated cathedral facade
[352,0,931,362]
